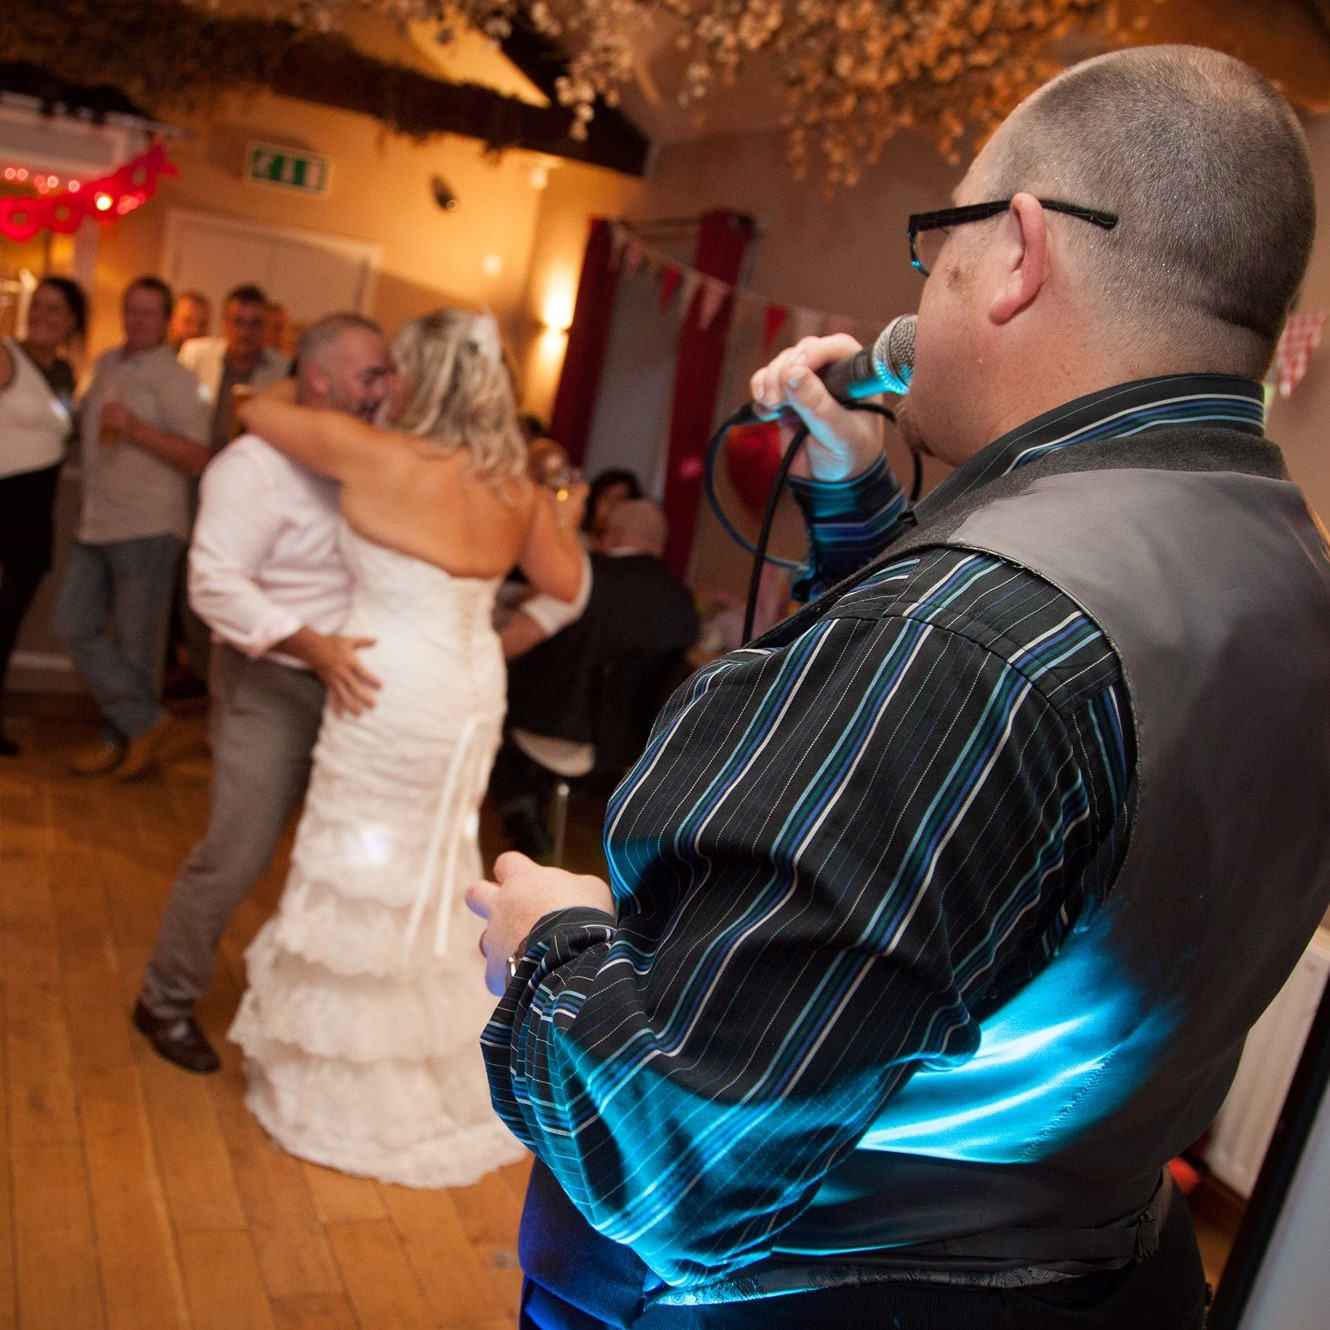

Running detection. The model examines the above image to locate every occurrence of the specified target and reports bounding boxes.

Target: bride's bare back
[341,435,538,581]
[239,395,585,602]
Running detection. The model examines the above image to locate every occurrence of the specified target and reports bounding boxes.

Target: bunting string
[608,220,1328,400]
[608,219,880,354]
[0,143,176,243]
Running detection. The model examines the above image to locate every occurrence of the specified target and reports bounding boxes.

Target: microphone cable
[702,400,914,644]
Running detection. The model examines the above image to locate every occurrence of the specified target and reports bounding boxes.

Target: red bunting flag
[762,303,790,352]
[659,263,681,310]
[698,276,728,330]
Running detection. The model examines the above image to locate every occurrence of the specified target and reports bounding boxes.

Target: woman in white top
[0,276,86,756]
[227,307,588,1186]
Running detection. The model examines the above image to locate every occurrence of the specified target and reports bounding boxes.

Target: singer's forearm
[789,455,907,601]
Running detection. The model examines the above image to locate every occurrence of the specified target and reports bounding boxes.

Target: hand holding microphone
[748,314,916,483]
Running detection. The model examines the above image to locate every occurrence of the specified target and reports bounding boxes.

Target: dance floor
[0,699,1233,1327]
[0,699,614,1330]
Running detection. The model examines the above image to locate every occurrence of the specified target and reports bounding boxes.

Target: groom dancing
[133,312,394,1072]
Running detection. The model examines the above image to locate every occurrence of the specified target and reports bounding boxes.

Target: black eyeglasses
[907,199,1119,276]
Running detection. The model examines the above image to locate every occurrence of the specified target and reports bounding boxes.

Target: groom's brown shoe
[132,999,220,1073]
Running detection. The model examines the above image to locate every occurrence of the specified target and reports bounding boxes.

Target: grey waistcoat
[764,426,1330,1279]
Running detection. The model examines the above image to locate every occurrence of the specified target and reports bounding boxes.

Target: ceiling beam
[496,11,583,104]
[0,1,650,177]
[270,32,649,177]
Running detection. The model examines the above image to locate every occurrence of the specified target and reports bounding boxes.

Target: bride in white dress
[227,309,585,1187]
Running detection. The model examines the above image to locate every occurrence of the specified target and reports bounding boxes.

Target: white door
[161,207,381,325]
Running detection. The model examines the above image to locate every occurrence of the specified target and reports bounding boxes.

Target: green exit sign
[246,142,330,195]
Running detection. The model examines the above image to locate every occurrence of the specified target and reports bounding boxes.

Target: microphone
[816,313,916,401]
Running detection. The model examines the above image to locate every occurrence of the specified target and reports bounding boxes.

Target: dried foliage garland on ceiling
[0,0,522,144]
[6,0,1111,184]
[274,0,1111,183]
[3,0,291,115]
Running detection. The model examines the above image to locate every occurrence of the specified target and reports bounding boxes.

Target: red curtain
[549,217,620,466]
[548,209,756,576]
[661,210,756,577]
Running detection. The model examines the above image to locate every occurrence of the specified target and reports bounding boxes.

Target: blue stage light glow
[854,932,1163,1163]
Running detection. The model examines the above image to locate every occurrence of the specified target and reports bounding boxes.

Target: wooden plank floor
[0,702,1239,1327]
[0,703,612,1330]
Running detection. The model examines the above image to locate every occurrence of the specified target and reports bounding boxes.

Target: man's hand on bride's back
[275,626,382,716]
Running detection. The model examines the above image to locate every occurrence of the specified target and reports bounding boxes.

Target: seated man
[492,499,698,856]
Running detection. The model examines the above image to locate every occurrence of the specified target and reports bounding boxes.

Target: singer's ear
[988,192,1048,327]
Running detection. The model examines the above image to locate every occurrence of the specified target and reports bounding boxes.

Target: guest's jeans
[53,534,182,744]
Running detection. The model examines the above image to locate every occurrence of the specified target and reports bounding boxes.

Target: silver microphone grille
[870,314,916,394]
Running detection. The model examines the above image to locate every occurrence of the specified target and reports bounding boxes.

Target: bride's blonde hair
[391,308,526,486]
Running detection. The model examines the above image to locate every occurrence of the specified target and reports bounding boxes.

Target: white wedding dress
[229,523,527,1187]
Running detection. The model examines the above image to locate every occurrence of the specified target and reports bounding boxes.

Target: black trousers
[518,1182,1207,1330]
[0,463,60,705]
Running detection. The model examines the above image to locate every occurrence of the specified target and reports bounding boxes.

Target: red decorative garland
[0,143,176,242]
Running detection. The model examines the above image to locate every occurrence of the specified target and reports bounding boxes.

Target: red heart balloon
[724,420,784,517]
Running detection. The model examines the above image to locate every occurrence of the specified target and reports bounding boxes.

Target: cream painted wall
[516,126,957,427]
[83,87,553,360]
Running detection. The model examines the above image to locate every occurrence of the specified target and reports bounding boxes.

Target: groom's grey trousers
[140,643,325,1020]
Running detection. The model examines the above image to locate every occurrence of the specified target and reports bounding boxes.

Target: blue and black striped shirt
[481,374,1266,1290]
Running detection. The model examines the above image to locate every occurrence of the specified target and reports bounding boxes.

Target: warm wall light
[481,253,503,277]
[539,271,576,332]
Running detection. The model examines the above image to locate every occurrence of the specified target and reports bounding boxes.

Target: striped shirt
[481,374,1266,1292]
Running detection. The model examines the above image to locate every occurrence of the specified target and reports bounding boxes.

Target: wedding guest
[179,283,291,455]
[53,276,209,779]
[492,499,697,857]
[167,290,211,352]
[581,467,643,549]
[0,276,86,756]
[263,301,289,353]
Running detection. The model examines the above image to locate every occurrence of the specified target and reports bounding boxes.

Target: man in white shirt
[173,285,292,694]
[133,311,394,1073]
[178,283,292,455]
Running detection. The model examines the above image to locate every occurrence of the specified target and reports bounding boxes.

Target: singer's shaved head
[972,45,1313,377]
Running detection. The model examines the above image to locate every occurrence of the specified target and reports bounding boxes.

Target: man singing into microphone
[469,45,1330,1329]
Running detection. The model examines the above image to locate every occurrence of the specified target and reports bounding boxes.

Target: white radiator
[1205,926,1330,1197]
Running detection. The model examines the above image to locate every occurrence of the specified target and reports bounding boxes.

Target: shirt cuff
[787,456,907,600]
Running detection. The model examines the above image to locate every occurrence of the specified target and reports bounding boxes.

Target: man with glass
[469,45,1330,1329]
[54,276,210,779]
